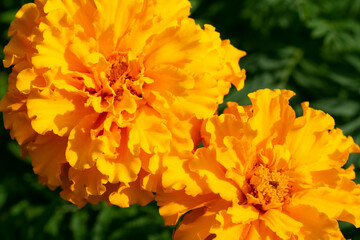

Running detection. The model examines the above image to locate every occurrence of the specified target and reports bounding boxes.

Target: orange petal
[128,105,171,154]
[202,114,244,148]
[190,147,240,202]
[285,102,335,169]
[292,187,360,227]
[93,0,142,57]
[285,204,345,239]
[248,89,296,147]
[227,204,259,224]
[27,88,92,136]
[27,134,68,187]
[65,113,107,170]
[156,190,218,225]
[172,74,219,119]
[210,210,250,240]
[174,207,216,240]
[162,150,209,196]
[97,128,141,183]
[260,209,302,240]
[68,166,108,199]
[109,180,154,208]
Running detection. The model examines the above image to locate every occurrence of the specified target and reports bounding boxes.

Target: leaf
[311,98,360,118]
[70,210,89,240]
[0,71,8,100]
[328,72,360,92]
[43,207,67,236]
[0,10,17,24]
[345,54,360,72]
[339,116,360,135]
[0,185,7,210]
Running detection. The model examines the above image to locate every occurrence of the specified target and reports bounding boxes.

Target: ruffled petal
[248,89,296,147]
[27,134,68,187]
[27,88,92,136]
[210,210,251,240]
[174,207,216,240]
[66,113,107,170]
[109,180,154,208]
[260,209,302,240]
[68,166,108,198]
[97,127,141,183]
[162,151,209,196]
[292,187,360,227]
[202,113,245,148]
[285,205,344,240]
[227,204,259,224]
[128,105,171,154]
[190,147,240,202]
[156,191,218,225]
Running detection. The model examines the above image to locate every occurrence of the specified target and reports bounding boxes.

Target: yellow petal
[260,209,302,240]
[109,180,153,208]
[223,102,252,122]
[174,208,216,240]
[43,0,96,37]
[190,147,240,201]
[143,19,208,69]
[202,113,245,148]
[27,134,68,187]
[128,106,171,154]
[210,210,250,240]
[144,65,194,109]
[27,88,92,136]
[217,39,246,91]
[248,89,296,147]
[3,3,39,67]
[292,187,360,227]
[66,113,106,170]
[156,191,218,225]
[119,0,190,55]
[285,205,345,240]
[162,151,208,196]
[227,204,259,224]
[2,111,36,146]
[285,102,335,169]
[94,0,142,57]
[172,74,219,119]
[161,113,200,153]
[68,166,108,198]
[3,35,34,68]
[97,128,141,183]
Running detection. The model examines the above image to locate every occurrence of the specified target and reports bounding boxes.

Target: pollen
[248,164,291,211]
[105,53,142,100]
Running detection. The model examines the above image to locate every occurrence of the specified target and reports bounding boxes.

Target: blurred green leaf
[70,210,89,240]
[0,185,7,210]
[311,98,360,117]
[0,71,8,99]
[43,207,67,236]
[0,10,17,24]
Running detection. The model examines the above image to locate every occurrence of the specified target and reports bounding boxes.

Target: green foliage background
[0,0,360,239]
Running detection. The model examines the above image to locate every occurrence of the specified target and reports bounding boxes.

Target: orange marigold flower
[0,0,246,207]
[156,89,360,239]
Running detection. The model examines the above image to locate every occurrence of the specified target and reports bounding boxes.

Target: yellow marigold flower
[157,89,360,239]
[0,0,246,207]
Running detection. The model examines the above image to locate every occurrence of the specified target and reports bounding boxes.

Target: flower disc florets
[247,164,291,211]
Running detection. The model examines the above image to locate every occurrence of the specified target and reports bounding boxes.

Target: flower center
[106,53,141,100]
[247,164,291,211]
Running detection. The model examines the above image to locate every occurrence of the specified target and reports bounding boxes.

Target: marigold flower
[156,89,360,239]
[0,0,245,207]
